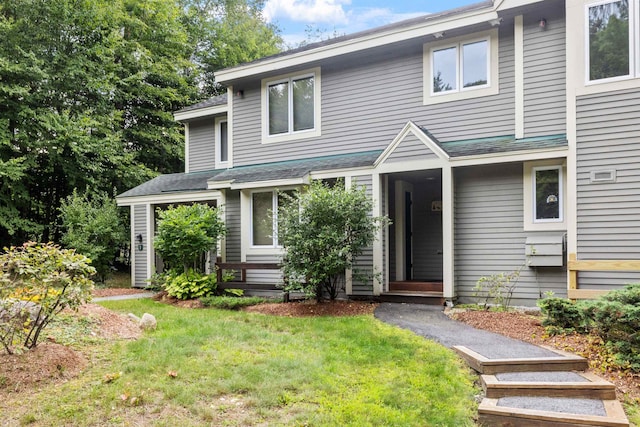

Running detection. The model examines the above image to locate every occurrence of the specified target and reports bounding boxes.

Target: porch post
[442,166,454,301]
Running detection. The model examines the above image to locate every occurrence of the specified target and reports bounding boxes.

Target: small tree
[0,242,95,354]
[154,204,226,274]
[59,190,128,282]
[278,180,387,301]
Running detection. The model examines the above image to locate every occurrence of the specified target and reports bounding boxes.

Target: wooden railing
[568,253,640,299]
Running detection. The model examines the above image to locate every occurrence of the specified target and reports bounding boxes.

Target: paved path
[92,292,156,302]
[374,302,557,359]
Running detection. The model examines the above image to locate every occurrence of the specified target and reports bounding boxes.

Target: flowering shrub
[0,242,95,354]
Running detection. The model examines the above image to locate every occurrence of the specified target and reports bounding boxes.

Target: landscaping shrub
[473,265,524,310]
[0,242,95,354]
[199,295,265,310]
[537,297,593,333]
[163,269,218,300]
[538,284,640,371]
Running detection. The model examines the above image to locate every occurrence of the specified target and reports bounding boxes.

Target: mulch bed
[243,300,378,317]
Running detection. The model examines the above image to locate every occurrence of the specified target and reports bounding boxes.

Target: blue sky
[263,0,481,47]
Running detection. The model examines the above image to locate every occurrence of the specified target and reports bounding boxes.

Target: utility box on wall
[525,235,564,267]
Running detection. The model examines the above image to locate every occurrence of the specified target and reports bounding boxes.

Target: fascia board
[229,175,310,190]
[174,105,228,121]
[450,146,568,167]
[215,9,499,83]
[495,0,546,11]
[208,180,234,190]
[375,121,450,167]
[116,190,222,206]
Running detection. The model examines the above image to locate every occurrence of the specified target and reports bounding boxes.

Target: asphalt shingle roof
[435,133,568,157]
[117,170,225,198]
[175,94,228,115]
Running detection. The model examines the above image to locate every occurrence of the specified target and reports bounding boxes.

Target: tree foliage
[154,204,226,274]
[278,180,388,301]
[0,0,281,247]
[59,190,128,283]
[0,242,95,354]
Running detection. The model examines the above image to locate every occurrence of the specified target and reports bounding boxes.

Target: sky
[262,0,481,47]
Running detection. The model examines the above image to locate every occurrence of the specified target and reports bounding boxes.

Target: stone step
[478,397,629,426]
[453,345,589,374]
[481,371,617,399]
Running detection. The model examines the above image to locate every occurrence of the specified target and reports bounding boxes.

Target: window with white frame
[423,30,498,105]
[262,68,321,143]
[215,117,228,168]
[523,161,566,231]
[533,166,563,222]
[251,190,294,247]
[586,0,639,82]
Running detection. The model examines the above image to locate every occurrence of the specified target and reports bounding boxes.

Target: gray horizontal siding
[133,205,148,287]
[232,24,515,166]
[575,88,640,288]
[454,164,566,305]
[188,118,215,172]
[245,253,283,286]
[352,175,374,295]
[523,8,566,137]
[385,133,437,163]
[224,190,241,263]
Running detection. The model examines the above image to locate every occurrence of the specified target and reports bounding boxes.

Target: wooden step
[389,281,443,292]
[379,291,444,305]
[453,345,589,374]
[481,372,617,399]
[478,397,629,426]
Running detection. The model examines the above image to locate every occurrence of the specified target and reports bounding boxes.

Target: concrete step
[481,371,617,399]
[453,345,589,374]
[478,397,629,426]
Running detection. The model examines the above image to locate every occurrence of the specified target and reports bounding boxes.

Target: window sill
[577,75,640,96]
[523,221,566,232]
[424,85,499,105]
[262,128,321,145]
[246,247,284,256]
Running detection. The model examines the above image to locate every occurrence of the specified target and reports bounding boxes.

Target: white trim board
[117,190,222,206]
[174,104,228,121]
[375,121,450,166]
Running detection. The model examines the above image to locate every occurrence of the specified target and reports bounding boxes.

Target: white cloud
[263,0,351,25]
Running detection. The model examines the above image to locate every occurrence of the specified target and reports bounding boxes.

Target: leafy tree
[59,190,128,283]
[179,0,282,96]
[154,204,226,274]
[278,180,388,301]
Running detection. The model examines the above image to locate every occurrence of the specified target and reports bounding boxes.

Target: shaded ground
[244,300,378,317]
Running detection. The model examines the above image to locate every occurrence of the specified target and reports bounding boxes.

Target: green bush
[199,295,265,310]
[164,270,218,300]
[0,242,95,354]
[59,190,127,283]
[154,204,225,274]
[537,297,593,333]
[538,284,640,371]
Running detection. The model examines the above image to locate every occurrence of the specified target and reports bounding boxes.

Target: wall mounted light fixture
[539,18,547,29]
[136,234,143,251]
[488,18,502,27]
[433,32,445,39]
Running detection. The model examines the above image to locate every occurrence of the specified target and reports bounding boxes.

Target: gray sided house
[117,0,640,305]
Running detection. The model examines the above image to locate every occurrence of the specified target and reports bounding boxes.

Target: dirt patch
[244,300,378,317]
[0,303,140,396]
[450,309,640,402]
[0,342,87,394]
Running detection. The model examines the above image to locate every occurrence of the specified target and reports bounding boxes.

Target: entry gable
[375,122,449,168]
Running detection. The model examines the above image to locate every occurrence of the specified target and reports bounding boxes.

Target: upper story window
[262,68,321,144]
[423,29,499,105]
[215,116,229,169]
[587,0,639,82]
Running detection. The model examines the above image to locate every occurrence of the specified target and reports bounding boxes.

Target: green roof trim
[433,133,567,157]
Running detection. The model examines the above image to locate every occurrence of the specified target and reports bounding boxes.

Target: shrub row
[538,283,640,371]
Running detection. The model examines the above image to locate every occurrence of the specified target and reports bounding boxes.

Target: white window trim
[423,29,499,105]
[215,116,229,169]
[523,160,567,231]
[261,67,322,144]
[584,0,639,85]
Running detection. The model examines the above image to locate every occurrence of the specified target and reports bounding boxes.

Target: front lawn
[1,299,477,426]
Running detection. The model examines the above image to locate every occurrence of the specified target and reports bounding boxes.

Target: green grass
[199,295,267,309]
[2,299,478,426]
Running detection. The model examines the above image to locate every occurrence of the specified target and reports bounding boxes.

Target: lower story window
[251,190,294,247]
[534,166,562,222]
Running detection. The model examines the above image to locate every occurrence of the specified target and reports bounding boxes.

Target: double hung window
[215,117,228,168]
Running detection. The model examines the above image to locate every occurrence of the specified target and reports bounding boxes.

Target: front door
[404,191,413,280]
